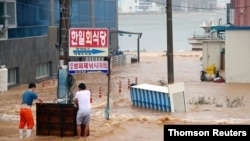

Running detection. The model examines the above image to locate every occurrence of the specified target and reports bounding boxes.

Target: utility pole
[166,0,174,84]
[56,0,71,103]
[59,0,70,66]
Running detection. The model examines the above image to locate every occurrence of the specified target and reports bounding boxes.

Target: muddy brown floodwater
[1,51,250,141]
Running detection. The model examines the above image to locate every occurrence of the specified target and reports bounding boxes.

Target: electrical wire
[15,0,235,25]
[68,74,76,88]
[67,74,76,104]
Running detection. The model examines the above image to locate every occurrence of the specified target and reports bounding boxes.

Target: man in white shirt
[74,83,91,140]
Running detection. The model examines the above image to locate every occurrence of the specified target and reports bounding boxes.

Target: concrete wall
[225,30,250,83]
[0,36,59,86]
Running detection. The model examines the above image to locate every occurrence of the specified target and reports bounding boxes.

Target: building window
[36,1,49,24]
[0,0,16,27]
[36,62,51,79]
[0,3,4,24]
[8,67,17,85]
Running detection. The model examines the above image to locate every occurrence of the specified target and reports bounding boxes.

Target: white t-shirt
[74,90,91,112]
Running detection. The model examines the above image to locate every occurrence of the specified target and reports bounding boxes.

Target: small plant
[226,96,245,108]
[158,78,167,86]
[189,96,245,108]
[189,96,216,105]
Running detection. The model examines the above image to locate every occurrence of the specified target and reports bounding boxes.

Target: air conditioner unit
[0,65,8,92]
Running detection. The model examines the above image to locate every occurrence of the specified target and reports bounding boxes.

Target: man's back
[75,90,91,112]
[22,90,37,106]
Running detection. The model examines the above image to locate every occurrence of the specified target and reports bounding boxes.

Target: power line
[15,1,116,26]
[146,0,230,10]
[15,1,235,22]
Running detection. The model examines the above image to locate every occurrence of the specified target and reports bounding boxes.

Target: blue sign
[73,49,105,55]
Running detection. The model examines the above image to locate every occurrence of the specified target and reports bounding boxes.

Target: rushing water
[1,10,250,141]
[1,52,250,141]
[118,10,228,52]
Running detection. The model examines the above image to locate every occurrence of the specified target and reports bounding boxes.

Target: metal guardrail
[112,54,137,67]
[191,30,225,40]
[112,55,126,67]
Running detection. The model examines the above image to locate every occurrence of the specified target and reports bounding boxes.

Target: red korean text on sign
[69,28,108,48]
[69,61,108,71]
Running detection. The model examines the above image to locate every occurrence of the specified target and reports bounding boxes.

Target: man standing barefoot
[74,83,91,140]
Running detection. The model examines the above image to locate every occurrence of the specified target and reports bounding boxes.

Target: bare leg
[77,125,81,139]
[84,125,89,138]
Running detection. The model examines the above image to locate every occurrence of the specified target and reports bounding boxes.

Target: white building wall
[225,30,250,83]
[202,40,224,71]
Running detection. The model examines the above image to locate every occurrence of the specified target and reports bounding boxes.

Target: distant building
[172,0,217,12]
[118,0,161,13]
[118,0,217,14]
[217,0,230,8]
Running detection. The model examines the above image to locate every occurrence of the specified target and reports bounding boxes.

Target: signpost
[68,27,111,120]
[105,55,111,120]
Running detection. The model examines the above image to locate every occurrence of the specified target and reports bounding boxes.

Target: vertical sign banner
[68,28,109,57]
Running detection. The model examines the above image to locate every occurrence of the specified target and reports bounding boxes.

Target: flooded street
[1,51,250,141]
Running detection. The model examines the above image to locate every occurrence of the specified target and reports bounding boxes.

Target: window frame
[0,0,17,28]
[8,67,18,86]
[36,62,52,79]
